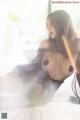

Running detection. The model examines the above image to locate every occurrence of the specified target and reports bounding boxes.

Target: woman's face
[47,20,57,39]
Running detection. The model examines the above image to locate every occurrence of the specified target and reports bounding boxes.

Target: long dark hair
[46,10,79,57]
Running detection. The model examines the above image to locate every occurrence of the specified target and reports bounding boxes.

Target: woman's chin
[50,35,55,39]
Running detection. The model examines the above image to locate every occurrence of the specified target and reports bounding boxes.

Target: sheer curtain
[0,0,49,75]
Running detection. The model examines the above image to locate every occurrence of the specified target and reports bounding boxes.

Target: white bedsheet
[0,70,80,120]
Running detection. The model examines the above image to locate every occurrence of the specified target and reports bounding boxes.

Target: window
[0,0,49,68]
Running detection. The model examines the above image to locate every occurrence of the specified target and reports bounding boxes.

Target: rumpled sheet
[0,70,80,120]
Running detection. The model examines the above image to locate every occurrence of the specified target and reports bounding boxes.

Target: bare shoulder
[39,39,50,49]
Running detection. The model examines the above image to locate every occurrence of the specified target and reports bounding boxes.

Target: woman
[38,10,80,103]
[1,10,80,106]
[14,10,80,105]
[38,10,80,80]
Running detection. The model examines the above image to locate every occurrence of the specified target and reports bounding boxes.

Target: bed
[0,55,80,120]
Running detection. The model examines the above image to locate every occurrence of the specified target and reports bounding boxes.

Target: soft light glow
[62,35,76,72]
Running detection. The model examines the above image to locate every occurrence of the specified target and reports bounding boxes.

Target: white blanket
[0,72,80,120]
